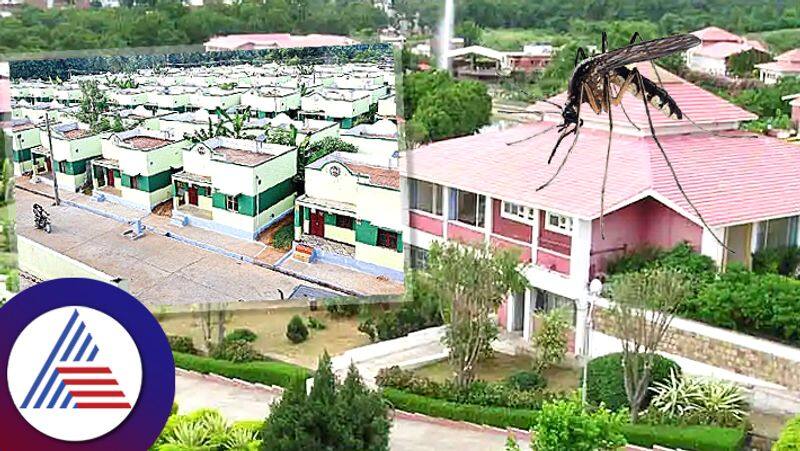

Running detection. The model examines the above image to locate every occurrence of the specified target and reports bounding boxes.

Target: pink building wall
[539,213,571,255]
[537,251,570,275]
[0,79,9,115]
[491,199,533,242]
[490,236,532,263]
[590,197,703,277]
[792,105,800,129]
[409,211,443,236]
[448,222,484,244]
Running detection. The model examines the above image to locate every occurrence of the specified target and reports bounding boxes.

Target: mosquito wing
[593,34,700,74]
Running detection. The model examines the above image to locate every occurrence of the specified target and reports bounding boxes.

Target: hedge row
[620,423,747,451]
[382,388,539,430]
[173,352,310,388]
[382,388,746,451]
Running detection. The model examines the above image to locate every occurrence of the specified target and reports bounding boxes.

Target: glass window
[449,188,485,228]
[502,201,537,224]
[533,289,576,325]
[377,229,398,249]
[409,179,443,215]
[335,214,354,230]
[407,245,429,269]
[545,211,572,234]
[226,195,238,212]
[756,216,799,250]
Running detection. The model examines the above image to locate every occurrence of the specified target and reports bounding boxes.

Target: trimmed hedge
[620,423,747,451]
[585,353,680,412]
[382,388,746,451]
[173,352,309,388]
[382,388,539,430]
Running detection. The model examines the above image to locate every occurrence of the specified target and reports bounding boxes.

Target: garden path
[174,370,528,451]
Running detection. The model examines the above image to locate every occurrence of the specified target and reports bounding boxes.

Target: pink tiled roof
[543,64,756,132]
[777,49,800,62]
[403,66,799,228]
[692,27,745,44]
[756,60,800,74]
[204,34,358,51]
[403,124,800,227]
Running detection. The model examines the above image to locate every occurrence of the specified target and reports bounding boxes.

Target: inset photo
[7,44,403,305]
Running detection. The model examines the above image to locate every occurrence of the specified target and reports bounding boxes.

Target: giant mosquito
[510,32,754,245]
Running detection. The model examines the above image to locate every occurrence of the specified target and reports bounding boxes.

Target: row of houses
[402,63,800,341]
[7,61,404,279]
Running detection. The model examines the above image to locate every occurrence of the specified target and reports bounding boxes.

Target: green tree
[261,353,390,451]
[531,396,627,451]
[455,20,483,46]
[76,79,111,132]
[608,268,691,422]
[426,242,529,388]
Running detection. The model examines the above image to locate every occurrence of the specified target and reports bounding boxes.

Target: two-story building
[295,151,403,279]
[756,49,800,84]
[34,122,101,191]
[8,118,41,176]
[402,64,800,341]
[92,128,186,210]
[171,137,297,240]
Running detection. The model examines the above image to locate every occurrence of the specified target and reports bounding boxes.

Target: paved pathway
[174,371,528,451]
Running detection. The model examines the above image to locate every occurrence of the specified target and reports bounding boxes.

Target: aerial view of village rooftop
[1,0,800,450]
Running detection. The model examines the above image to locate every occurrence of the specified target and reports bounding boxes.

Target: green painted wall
[355,220,378,246]
[55,158,88,176]
[324,212,337,225]
[122,170,172,192]
[257,178,295,214]
[303,206,310,220]
[212,191,226,209]
[12,149,31,162]
[294,208,301,227]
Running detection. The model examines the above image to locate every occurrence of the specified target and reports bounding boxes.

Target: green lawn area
[159,305,370,369]
[480,28,567,51]
[414,352,580,393]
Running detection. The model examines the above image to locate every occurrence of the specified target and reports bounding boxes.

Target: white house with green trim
[295,151,403,278]
[35,122,102,192]
[190,87,243,112]
[240,87,301,118]
[13,101,61,124]
[377,94,396,120]
[108,88,150,108]
[243,114,339,145]
[93,128,186,211]
[148,86,197,112]
[54,84,83,106]
[9,119,41,176]
[171,137,297,240]
[159,110,220,140]
[339,119,398,157]
[300,89,372,129]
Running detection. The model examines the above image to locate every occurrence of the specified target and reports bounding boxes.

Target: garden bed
[159,306,370,368]
[413,352,580,393]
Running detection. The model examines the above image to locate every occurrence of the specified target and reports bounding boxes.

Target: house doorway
[724,223,752,268]
[188,186,198,206]
[106,168,115,187]
[511,291,525,332]
[309,210,325,237]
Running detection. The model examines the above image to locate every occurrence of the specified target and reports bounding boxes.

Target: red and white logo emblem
[7,306,143,442]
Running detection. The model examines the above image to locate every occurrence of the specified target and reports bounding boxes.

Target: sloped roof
[692,26,747,44]
[777,49,800,62]
[541,64,756,135]
[403,66,799,228]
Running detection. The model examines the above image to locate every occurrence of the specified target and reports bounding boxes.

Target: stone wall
[592,303,800,391]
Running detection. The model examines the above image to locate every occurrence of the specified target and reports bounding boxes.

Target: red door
[106,168,115,187]
[188,186,199,206]
[309,210,325,237]
[45,157,52,173]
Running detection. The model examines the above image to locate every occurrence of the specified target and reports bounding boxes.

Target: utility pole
[44,113,60,206]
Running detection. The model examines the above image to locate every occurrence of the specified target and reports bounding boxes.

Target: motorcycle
[33,203,52,234]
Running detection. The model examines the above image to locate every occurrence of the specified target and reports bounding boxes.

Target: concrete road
[16,188,345,305]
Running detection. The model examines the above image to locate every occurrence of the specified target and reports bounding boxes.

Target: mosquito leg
[602,31,608,53]
[537,87,585,191]
[600,75,614,239]
[546,127,575,163]
[583,83,603,114]
[505,124,558,146]
[575,47,588,67]
[631,68,729,250]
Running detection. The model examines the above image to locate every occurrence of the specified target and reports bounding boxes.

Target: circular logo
[0,278,175,451]
[7,306,143,441]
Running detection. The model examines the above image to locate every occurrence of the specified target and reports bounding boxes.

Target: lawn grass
[746,28,800,54]
[414,352,580,393]
[480,28,566,51]
[159,306,369,369]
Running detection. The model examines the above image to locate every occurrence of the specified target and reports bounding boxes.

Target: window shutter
[212,191,226,209]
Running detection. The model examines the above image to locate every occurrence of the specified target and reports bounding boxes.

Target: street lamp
[581,277,603,405]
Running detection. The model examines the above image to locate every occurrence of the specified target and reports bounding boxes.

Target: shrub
[605,242,716,288]
[5,269,19,293]
[168,335,197,355]
[172,352,309,388]
[504,370,547,392]
[225,328,258,343]
[649,370,749,428]
[382,388,540,430]
[680,264,800,344]
[774,415,800,450]
[324,297,361,318]
[262,354,390,451]
[211,339,262,363]
[152,408,262,451]
[271,223,294,250]
[585,353,680,412]
[375,366,553,410]
[620,423,746,451]
[532,396,627,451]
[171,402,179,415]
[752,246,800,278]
[531,309,569,372]
[306,316,326,330]
[286,315,309,343]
